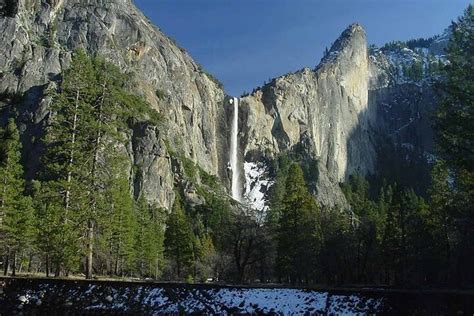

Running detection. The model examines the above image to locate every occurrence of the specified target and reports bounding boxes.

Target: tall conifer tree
[164,197,195,279]
[276,163,319,284]
[0,119,34,276]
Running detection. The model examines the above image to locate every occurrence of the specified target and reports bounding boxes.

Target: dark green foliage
[381,188,433,285]
[432,5,474,285]
[341,175,385,283]
[135,195,165,278]
[267,155,292,227]
[382,40,408,51]
[381,37,436,52]
[435,5,474,172]
[318,208,355,284]
[102,167,138,276]
[34,190,80,277]
[39,51,104,277]
[198,167,220,191]
[0,90,24,106]
[276,164,320,285]
[404,59,424,82]
[180,156,198,182]
[194,233,216,282]
[164,197,195,279]
[337,176,452,286]
[427,55,444,76]
[374,140,432,198]
[35,51,163,278]
[268,153,319,226]
[0,119,34,276]
[405,37,437,50]
[0,0,19,17]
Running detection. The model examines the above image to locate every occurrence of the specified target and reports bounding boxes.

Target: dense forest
[0,6,472,287]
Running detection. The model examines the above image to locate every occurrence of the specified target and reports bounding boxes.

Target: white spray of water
[230,97,241,201]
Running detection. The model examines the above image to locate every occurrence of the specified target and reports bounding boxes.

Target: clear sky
[133,0,472,96]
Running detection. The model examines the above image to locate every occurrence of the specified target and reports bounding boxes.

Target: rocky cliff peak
[240,23,373,209]
[319,23,366,68]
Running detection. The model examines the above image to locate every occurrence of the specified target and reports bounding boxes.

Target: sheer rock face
[0,0,229,209]
[240,24,376,208]
[0,1,438,210]
[239,24,439,208]
[368,48,439,154]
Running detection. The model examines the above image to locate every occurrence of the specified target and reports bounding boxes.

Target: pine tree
[435,5,474,172]
[429,161,453,282]
[276,163,319,285]
[164,197,195,279]
[268,154,292,228]
[135,195,165,279]
[39,50,97,276]
[342,174,385,283]
[381,187,402,285]
[103,168,137,276]
[39,51,158,278]
[0,119,34,276]
[400,189,430,285]
[196,233,216,281]
[35,195,79,277]
[318,207,354,284]
[433,5,474,285]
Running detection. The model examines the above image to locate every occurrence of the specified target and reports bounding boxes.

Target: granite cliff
[0,0,443,211]
[0,0,229,209]
[240,24,374,208]
[240,25,444,210]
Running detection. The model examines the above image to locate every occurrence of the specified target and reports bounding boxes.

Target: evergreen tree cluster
[381,36,437,52]
[264,162,448,286]
[0,51,166,279]
[0,6,472,288]
[433,4,474,284]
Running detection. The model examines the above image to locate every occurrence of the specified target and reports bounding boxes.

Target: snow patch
[244,162,274,216]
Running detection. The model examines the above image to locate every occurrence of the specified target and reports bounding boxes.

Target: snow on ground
[212,288,328,314]
[244,162,274,217]
[370,40,447,88]
[9,283,385,315]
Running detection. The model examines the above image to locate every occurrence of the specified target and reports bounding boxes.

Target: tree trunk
[11,251,16,276]
[45,255,49,277]
[64,90,80,214]
[86,219,94,279]
[3,252,9,276]
[176,249,181,279]
[84,80,106,280]
[54,264,60,277]
[28,252,33,273]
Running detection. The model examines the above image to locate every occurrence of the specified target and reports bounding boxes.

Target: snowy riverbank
[0,278,472,315]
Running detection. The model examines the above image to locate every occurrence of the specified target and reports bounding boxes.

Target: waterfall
[230,97,241,201]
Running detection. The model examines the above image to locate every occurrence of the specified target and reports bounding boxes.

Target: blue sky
[134,0,472,96]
